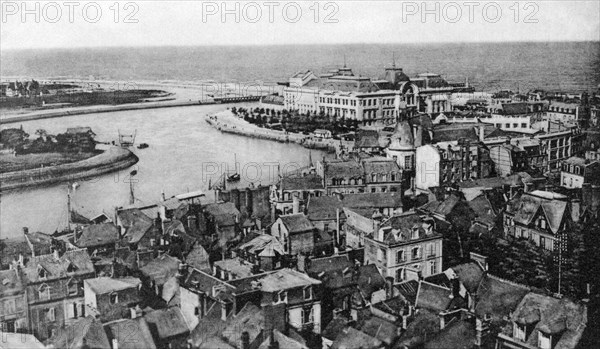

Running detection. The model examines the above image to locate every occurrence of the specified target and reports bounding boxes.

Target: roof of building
[307,193,402,221]
[277,214,315,234]
[76,223,119,248]
[419,193,461,218]
[396,279,420,305]
[510,293,587,349]
[85,277,141,294]
[322,317,351,340]
[144,307,190,340]
[307,255,353,275]
[361,157,401,176]
[24,231,53,256]
[376,212,438,245]
[281,174,324,191]
[117,208,154,244]
[203,202,241,227]
[258,329,308,349]
[47,316,110,349]
[325,159,364,178]
[359,316,400,346]
[259,268,321,292]
[356,264,386,297]
[66,126,94,134]
[214,258,255,279]
[238,234,285,257]
[185,244,211,272]
[104,317,157,349]
[0,269,24,296]
[396,309,441,348]
[415,281,454,312]
[448,262,486,294]
[331,326,383,349]
[475,274,529,323]
[23,249,94,283]
[221,303,265,347]
[507,191,568,234]
[423,318,477,349]
[0,238,31,268]
[1,333,46,349]
[432,124,479,143]
[139,254,181,285]
[501,102,529,115]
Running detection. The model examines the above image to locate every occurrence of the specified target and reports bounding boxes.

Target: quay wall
[0,147,139,192]
[205,117,337,151]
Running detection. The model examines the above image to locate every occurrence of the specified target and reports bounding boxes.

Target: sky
[1,1,599,49]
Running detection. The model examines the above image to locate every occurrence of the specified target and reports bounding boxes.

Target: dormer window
[38,266,47,279]
[109,292,119,304]
[303,286,313,300]
[538,331,551,349]
[411,228,419,240]
[273,291,287,304]
[66,262,77,273]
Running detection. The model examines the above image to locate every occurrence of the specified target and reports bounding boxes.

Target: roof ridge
[487,274,530,290]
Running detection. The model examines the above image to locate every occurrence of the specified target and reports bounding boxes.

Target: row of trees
[231,107,360,135]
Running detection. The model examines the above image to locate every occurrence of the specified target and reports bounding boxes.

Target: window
[301,307,314,325]
[505,123,510,128]
[396,250,405,263]
[539,236,546,249]
[377,248,387,263]
[46,307,56,322]
[515,323,526,341]
[38,266,47,280]
[39,284,50,300]
[521,123,527,128]
[303,286,312,300]
[396,268,405,282]
[428,243,436,257]
[411,247,421,260]
[538,332,551,349]
[274,291,287,304]
[67,280,78,296]
[109,292,118,304]
[429,261,437,275]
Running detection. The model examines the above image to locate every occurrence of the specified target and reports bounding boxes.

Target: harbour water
[0,104,322,237]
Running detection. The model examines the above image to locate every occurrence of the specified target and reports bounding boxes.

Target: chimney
[478,124,485,142]
[241,331,250,349]
[401,315,408,330]
[439,314,446,330]
[187,215,196,231]
[23,227,29,235]
[292,195,300,214]
[221,302,228,321]
[571,199,580,223]
[53,248,60,260]
[385,276,394,299]
[112,338,119,349]
[268,330,279,349]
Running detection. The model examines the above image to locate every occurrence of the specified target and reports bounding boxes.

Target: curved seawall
[0,147,139,192]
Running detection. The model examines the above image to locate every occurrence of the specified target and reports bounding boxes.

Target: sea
[1,42,599,238]
[2,42,599,91]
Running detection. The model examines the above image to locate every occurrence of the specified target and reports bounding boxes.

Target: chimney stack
[571,199,581,223]
[385,276,394,299]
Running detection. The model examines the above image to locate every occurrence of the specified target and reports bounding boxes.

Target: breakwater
[0,100,211,125]
[0,147,139,192]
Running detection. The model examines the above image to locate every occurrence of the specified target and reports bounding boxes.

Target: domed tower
[386,121,415,171]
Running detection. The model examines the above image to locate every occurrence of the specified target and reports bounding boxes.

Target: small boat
[226,173,240,182]
[137,143,149,149]
[226,153,240,182]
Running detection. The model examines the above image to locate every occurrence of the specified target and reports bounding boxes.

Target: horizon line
[2,39,599,51]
